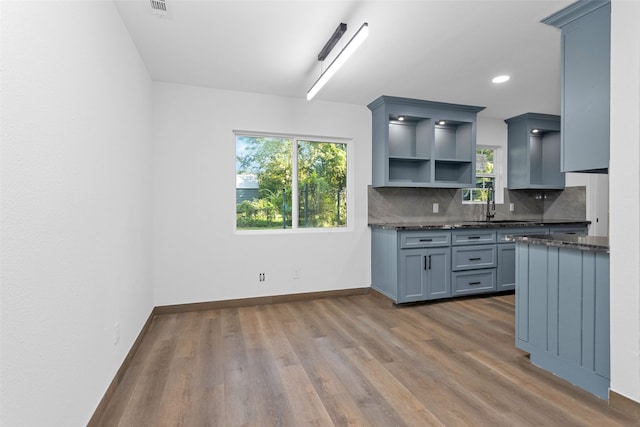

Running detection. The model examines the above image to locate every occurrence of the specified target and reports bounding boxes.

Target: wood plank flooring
[92,292,638,426]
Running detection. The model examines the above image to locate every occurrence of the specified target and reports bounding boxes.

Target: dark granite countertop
[368,219,590,231]
[508,234,609,253]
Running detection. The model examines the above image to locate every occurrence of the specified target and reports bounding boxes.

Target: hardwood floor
[92,292,637,426]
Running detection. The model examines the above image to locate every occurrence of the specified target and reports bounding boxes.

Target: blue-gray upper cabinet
[367,96,485,188]
[543,0,610,173]
[505,113,565,190]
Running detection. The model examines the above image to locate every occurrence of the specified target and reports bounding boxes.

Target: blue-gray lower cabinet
[496,224,588,291]
[371,224,589,304]
[497,244,516,291]
[371,228,452,303]
[450,229,497,295]
[399,247,451,302]
[452,268,496,296]
[515,243,610,399]
[547,224,589,235]
[497,226,548,291]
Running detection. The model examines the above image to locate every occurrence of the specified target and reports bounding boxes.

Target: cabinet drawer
[452,245,496,270]
[451,229,496,245]
[497,226,548,242]
[452,269,496,295]
[548,225,588,235]
[400,231,451,248]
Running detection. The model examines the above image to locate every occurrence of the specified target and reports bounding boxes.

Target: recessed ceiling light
[492,75,510,84]
[532,129,540,133]
[437,120,446,125]
[398,116,405,121]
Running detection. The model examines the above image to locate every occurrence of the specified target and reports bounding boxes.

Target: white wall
[477,116,508,203]
[610,0,640,404]
[1,2,154,425]
[152,83,372,306]
[565,173,609,236]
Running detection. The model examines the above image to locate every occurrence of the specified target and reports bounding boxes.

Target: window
[235,133,349,231]
[462,147,497,203]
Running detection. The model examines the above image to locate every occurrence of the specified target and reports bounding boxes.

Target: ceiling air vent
[150,0,168,16]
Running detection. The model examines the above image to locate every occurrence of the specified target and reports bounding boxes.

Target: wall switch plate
[509,203,515,212]
[433,203,439,213]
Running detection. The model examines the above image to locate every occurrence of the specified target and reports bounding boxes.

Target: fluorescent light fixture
[307,23,369,101]
[492,75,510,84]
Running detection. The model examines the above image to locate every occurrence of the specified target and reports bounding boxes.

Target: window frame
[462,145,504,204]
[234,130,354,234]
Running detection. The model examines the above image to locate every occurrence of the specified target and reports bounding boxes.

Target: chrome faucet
[486,185,496,222]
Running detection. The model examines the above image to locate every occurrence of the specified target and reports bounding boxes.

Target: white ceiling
[115,0,573,119]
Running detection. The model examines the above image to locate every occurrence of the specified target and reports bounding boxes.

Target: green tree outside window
[236,135,348,230]
[462,148,496,203]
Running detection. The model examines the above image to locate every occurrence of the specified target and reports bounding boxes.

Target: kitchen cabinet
[497,244,517,291]
[451,229,497,296]
[496,224,588,291]
[370,223,589,304]
[543,1,610,173]
[367,96,485,188]
[515,238,609,399]
[548,223,589,235]
[371,228,451,303]
[505,113,564,189]
[497,226,548,291]
[399,247,451,301]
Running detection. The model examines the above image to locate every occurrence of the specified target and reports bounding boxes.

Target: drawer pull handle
[419,238,433,242]
[468,257,482,261]
[468,236,481,240]
[469,281,482,285]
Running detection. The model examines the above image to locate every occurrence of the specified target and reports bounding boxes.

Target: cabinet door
[398,249,428,303]
[561,3,610,172]
[497,243,516,291]
[425,247,451,300]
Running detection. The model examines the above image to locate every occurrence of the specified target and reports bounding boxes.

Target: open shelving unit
[505,113,564,190]
[368,96,484,188]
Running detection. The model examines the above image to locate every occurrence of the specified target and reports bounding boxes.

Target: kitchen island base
[514,238,609,399]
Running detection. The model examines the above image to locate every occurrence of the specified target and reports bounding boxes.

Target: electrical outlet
[509,203,515,212]
[114,322,120,346]
[258,272,266,282]
[433,203,439,213]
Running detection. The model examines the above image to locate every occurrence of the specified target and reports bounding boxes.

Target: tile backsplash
[368,186,586,224]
